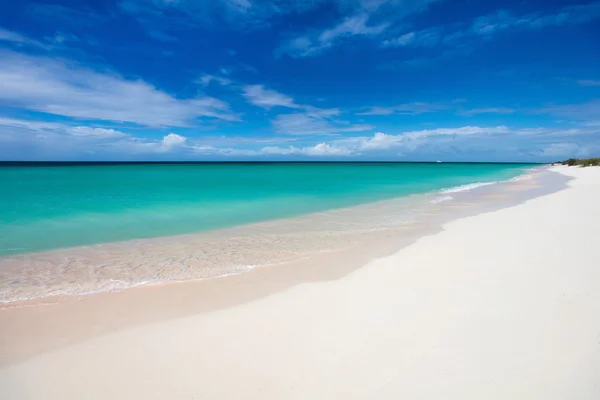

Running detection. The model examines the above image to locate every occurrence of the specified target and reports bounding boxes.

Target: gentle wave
[0,263,260,305]
[430,195,454,204]
[440,181,498,194]
[509,174,534,182]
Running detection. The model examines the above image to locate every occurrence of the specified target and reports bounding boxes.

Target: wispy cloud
[196,74,233,87]
[324,125,599,159]
[358,102,450,116]
[377,57,435,70]
[0,117,130,139]
[382,27,441,48]
[259,143,355,156]
[381,2,600,51]
[539,99,600,121]
[277,14,389,58]
[68,126,129,138]
[119,0,441,32]
[319,13,389,42]
[0,26,46,48]
[0,50,239,127]
[272,112,373,135]
[241,84,373,134]
[459,107,516,117]
[29,3,107,24]
[471,2,600,36]
[242,85,301,109]
[147,29,177,42]
[577,79,600,87]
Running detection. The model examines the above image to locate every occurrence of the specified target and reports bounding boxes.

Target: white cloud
[333,126,514,154]
[319,14,388,42]
[0,26,45,48]
[0,50,239,127]
[68,127,129,138]
[272,112,373,135]
[0,117,131,139]
[353,131,403,150]
[577,80,600,87]
[104,133,190,154]
[2,115,598,160]
[459,107,516,116]
[469,2,600,37]
[387,2,600,52]
[197,74,233,86]
[358,102,449,115]
[0,117,64,131]
[242,84,301,109]
[241,83,370,135]
[162,132,187,147]
[540,99,600,121]
[401,126,512,138]
[538,142,581,157]
[260,143,355,156]
[382,28,440,48]
[277,14,388,58]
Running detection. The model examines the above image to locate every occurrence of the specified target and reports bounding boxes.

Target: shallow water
[1,162,534,255]
[0,164,549,304]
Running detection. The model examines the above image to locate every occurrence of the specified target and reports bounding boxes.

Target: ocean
[1,162,534,255]
[0,162,541,303]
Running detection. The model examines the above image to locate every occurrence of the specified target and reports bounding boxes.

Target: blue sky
[0,0,598,161]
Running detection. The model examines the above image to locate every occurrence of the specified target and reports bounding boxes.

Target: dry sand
[1,166,599,399]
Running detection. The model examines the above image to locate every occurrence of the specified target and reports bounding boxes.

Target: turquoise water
[0,163,534,255]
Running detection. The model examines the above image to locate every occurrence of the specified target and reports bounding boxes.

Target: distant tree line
[560,158,600,167]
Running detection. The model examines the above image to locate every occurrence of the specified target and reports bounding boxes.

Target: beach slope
[1,166,599,399]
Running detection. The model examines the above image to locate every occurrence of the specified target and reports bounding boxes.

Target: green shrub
[561,158,600,167]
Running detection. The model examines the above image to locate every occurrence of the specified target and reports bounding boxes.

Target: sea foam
[440,181,498,194]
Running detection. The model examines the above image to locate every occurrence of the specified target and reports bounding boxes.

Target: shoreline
[0,167,569,367]
[0,166,549,307]
[1,166,598,399]
[1,166,599,399]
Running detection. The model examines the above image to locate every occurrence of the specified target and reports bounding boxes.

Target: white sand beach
[1,165,599,399]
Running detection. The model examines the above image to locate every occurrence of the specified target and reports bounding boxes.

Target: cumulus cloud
[0,50,239,127]
[162,133,187,147]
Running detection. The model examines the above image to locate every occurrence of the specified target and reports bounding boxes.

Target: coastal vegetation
[561,158,600,167]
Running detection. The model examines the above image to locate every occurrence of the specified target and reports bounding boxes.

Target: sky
[0,0,598,161]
